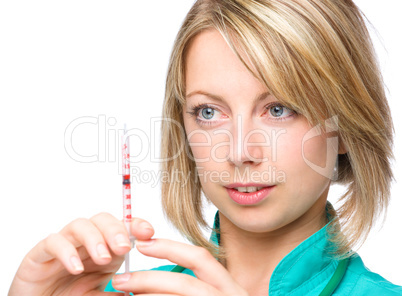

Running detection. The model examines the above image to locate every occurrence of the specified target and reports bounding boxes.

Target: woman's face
[182,30,339,234]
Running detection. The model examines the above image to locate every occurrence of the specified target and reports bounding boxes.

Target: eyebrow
[185,90,272,104]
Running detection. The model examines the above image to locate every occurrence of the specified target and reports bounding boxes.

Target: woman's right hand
[8,213,154,296]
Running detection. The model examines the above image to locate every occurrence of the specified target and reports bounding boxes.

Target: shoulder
[335,254,402,295]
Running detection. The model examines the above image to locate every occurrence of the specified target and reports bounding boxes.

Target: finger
[112,271,222,296]
[85,292,124,296]
[90,213,132,256]
[130,217,155,240]
[85,292,123,296]
[135,239,246,295]
[60,218,112,265]
[31,233,84,275]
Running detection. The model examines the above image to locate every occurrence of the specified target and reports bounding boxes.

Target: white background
[1,1,401,294]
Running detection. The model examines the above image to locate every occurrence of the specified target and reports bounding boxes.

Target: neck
[219,196,328,295]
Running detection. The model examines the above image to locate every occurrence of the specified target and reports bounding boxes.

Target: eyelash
[263,102,297,121]
[187,102,297,126]
[187,103,217,126]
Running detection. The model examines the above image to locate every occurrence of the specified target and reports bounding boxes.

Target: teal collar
[210,205,345,296]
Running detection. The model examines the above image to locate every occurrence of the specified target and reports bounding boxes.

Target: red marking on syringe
[122,134,132,228]
[121,125,134,294]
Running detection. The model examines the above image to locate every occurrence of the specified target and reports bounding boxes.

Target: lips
[225,183,275,205]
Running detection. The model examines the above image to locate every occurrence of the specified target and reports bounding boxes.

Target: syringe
[121,125,134,296]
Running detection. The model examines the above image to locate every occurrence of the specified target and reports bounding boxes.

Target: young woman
[9,0,402,295]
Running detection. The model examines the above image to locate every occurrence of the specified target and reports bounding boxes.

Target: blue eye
[266,103,295,120]
[187,103,226,127]
[201,107,215,120]
[270,105,285,117]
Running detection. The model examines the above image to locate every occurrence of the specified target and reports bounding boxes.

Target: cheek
[303,136,330,167]
[186,127,231,165]
[187,132,213,161]
[184,118,210,162]
[273,131,304,171]
[302,130,339,180]
[274,126,337,181]
[185,127,233,190]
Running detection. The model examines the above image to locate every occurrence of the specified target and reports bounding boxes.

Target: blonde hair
[161,0,394,258]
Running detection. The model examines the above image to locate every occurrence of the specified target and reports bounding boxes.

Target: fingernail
[70,256,84,272]
[114,234,131,248]
[113,273,131,285]
[97,243,111,259]
[136,239,155,247]
[140,221,153,231]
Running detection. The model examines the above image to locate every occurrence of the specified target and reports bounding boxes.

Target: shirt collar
[210,203,340,295]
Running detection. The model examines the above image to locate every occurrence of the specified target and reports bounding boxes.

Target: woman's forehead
[185,30,272,102]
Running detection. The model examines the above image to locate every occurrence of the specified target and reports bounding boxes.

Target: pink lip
[225,185,275,205]
[225,183,271,189]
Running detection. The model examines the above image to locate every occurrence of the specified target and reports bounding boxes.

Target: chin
[224,206,293,233]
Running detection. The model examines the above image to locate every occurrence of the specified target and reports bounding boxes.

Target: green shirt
[105,211,402,295]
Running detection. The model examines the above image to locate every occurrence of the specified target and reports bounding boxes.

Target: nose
[227,114,267,167]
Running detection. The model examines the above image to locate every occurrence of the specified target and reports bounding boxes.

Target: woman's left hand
[111,238,249,296]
